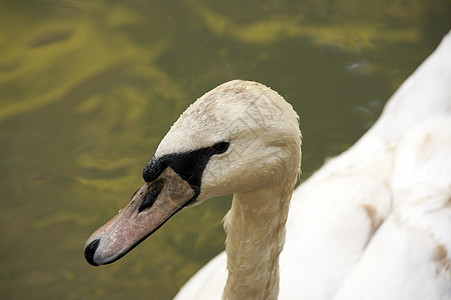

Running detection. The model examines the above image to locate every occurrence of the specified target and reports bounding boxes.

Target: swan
[84,30,451,300]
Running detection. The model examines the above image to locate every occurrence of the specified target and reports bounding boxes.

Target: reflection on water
[0,0,449,298]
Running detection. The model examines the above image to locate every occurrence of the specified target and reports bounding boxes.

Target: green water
[0,1,450,299]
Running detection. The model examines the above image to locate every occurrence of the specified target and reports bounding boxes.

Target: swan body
[84,31,451,299]
[175,31,451,299]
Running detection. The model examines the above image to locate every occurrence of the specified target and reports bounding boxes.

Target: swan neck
[223,183,294,300]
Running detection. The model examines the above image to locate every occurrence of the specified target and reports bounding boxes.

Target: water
[0,1,450,299]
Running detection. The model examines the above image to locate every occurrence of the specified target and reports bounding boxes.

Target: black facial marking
[142,156,167,182]
[142,141,230,204]
[138,179,165,213]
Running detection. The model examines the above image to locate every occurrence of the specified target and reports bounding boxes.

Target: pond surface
[0,1,450,299]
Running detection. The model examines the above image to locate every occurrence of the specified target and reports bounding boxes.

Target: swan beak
[83,167,195,266]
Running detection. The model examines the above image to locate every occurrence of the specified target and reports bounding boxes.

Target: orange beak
[84,167,195,266]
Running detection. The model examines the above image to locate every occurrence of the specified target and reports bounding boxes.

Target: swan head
[84,80,301,266]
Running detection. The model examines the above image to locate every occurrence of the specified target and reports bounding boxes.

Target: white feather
[175,30,451,299]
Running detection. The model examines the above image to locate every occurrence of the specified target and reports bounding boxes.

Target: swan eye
[213,141,229,154]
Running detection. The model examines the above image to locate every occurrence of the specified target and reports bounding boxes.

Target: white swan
[84,30,451,300]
